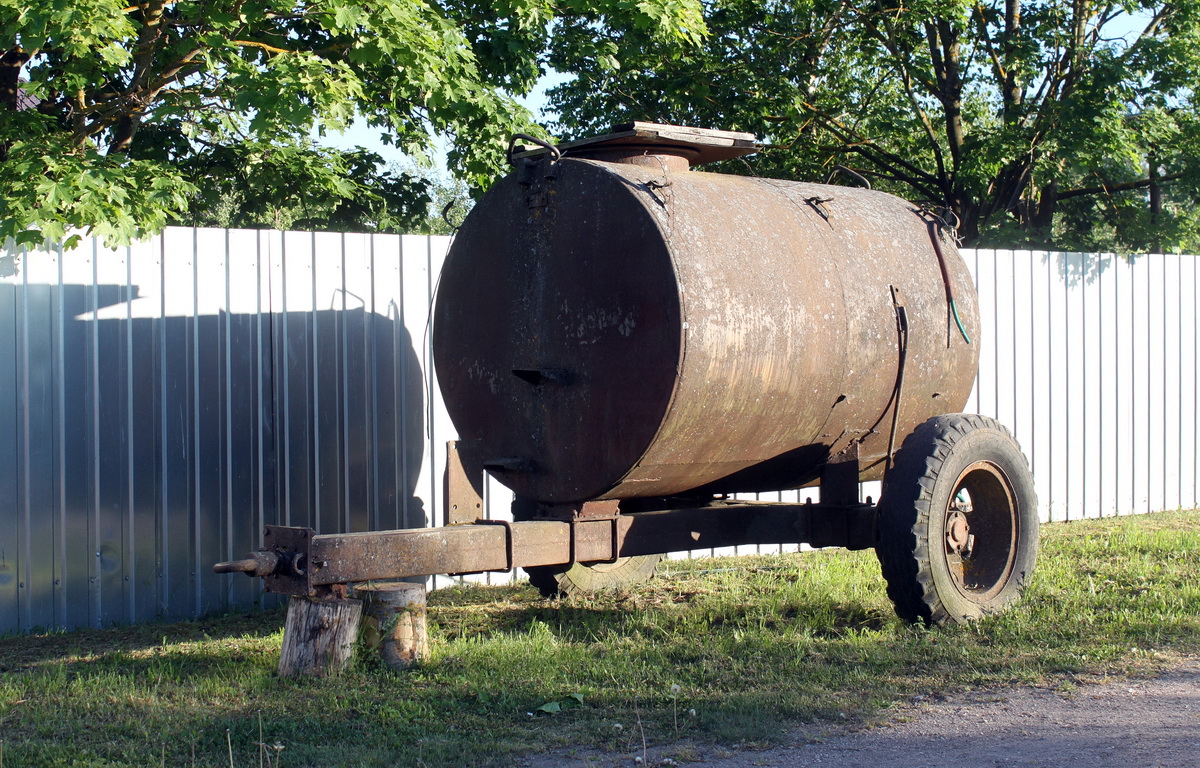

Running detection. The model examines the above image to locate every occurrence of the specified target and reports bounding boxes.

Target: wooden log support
[354,581,428,670]
[277,596,363,678]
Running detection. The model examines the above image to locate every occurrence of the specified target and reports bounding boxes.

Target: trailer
[216,123,1038,671]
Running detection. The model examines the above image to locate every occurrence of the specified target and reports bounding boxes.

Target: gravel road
[526,659,1200,768]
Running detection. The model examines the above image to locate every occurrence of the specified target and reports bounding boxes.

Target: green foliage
[1,511,1198,767]
[0,131,195,249]
[549,1,1200,251]
[0,0,705,247]
[181,140,432,233]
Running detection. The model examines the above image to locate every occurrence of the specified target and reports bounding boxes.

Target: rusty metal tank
[433,123,979,504]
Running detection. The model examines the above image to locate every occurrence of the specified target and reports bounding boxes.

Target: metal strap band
[474,519,515,572]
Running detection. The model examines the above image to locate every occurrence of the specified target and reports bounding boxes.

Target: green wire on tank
[950,299,972,344]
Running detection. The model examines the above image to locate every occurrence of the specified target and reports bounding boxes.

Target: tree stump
[354,581,428,670]
[277,596,363,678]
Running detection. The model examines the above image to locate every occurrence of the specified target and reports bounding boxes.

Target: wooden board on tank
[512,122,758,166]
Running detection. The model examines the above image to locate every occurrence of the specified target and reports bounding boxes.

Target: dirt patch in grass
[521,655,1200,767]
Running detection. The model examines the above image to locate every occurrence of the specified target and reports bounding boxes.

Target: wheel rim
[943,460,1019,602]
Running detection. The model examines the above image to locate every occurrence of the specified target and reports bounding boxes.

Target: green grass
[2,510,1199,767]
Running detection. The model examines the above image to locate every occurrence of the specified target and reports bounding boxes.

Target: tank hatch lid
[516,122,759,166]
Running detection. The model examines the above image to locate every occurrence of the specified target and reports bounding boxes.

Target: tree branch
[892,51,946,181]
[149,46,206,91]
[1115,5,1171,66]
[109,0,169,152]
[797,100,943,190]
[1057,173,1184,200]
[232,40,292,55]
[972,2,1007,92]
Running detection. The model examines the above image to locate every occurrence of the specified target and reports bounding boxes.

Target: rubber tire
[876,413,1039,625]
[511,496,663,598]
[524,555,664,598]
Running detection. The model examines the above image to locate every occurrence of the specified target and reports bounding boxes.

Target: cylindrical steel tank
[433,129,979,504]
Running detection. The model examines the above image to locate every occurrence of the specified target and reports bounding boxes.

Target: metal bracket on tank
[444,440,485,526]
[510,135,560,208]
[805,195,834,220]
[820,443,861,507]
[518,158,555,192]
[533,499,622,521]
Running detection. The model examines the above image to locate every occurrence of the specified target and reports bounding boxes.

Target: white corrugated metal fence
[1,232,1195,634]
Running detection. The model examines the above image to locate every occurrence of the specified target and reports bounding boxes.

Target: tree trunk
[1,48,28,111]
[1001,0,1023,117]
[355,582,428,670]
[277,596,363,678]
[1031,180,1058,244]
[952,194,981,245]
[931,20,966,171]
[1,48,30,162]
[1149,151,1162,252]
[109,114,141,154]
